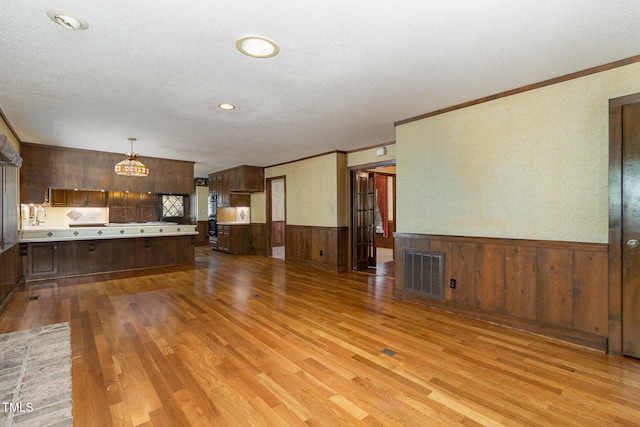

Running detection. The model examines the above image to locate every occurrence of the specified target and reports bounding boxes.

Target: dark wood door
[353,172,375,270]
[622,102,640,358]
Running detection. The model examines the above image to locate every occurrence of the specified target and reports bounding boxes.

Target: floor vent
[402,249,445,300]
[26,296,40,302]
[381,348,396,356]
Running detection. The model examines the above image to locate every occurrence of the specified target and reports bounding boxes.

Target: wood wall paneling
[393,233,608,351]
[536,248,573,329]
[572,251,608,336]
[375,220,395,249]
[475,244,505,313]
[271,221,285,246]
[20,143,194,202]
[504,246,537,321]
[250,223,268,256]
[196,221,209,246]
[286,225,349,272]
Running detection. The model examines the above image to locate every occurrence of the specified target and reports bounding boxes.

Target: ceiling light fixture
[47,10,89,30]
[236,35,280,58]
[218,103,235,110]
[114,138,149,177]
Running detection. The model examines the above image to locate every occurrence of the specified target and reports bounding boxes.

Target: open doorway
[267,176,286,260]
[351,164,396,277]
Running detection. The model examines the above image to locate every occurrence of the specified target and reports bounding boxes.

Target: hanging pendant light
[114,137,149,176]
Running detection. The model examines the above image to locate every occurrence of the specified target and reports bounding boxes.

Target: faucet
[35,206,46,226]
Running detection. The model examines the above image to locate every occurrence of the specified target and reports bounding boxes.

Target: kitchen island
[19,222,198,280]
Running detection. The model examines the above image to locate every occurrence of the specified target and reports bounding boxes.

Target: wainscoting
[195,220,209,246]
[286,225,349,272]
[250,223,268,256]
[394,233,608,351]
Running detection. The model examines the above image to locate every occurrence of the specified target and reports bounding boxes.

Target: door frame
[608,92,640,355]
[266,175,286,258]
[349,160,396,271]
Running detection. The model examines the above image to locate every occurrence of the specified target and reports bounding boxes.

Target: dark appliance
[208,192,217,236]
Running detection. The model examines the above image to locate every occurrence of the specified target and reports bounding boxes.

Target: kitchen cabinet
[214,224,250,254]
[21,235,195,280]
[109,191,136,206]
[58,239,135,275]
[22,242,58,278]
[50,189,108,207]
[230,165,264,192]
[108,191,158,223]
[50,189,68,207]
[136,236,194,268]
[69,190,108,207]
[230,193,250,207]
[109,207,137,223]
[136,192,157,206]
[208,165,264,208]
[136,192,159,222]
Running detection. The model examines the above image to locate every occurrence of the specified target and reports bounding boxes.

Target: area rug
[0,323,72,426]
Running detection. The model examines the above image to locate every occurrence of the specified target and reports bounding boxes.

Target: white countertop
[19,222,198,243]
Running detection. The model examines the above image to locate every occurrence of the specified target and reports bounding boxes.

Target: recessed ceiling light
[47,10,89,30]
[218,103,235,110]
[236,36,280,58]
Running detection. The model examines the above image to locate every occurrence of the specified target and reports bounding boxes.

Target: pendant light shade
[114,137,149,176]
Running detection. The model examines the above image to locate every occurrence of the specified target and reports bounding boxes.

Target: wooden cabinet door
[229,167,241,191]
[137,207,158,222]
[109,191,135,206]
[109,206,137,223]
[26,243,58,278]
[218,171,231,206]
[137,192,157,207]
[68,190,88,206]
[50,189,68,206]
[229,224,250,254]
[86,191,108,206]
[218,225,230,251]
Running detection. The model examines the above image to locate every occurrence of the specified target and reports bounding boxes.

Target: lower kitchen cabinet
[57,239,136,275]
[214,224,250,254]
[23,242,58,278]
[136,236,193,268]
[21,235,195,280]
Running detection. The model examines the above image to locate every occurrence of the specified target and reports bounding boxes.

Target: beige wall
[251,193,266,223]
[195,186,208,221]
[396,62,640,244]
[265,152,347,227]
[347,144,396,167]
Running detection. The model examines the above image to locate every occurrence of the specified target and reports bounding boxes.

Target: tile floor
[0,322,72,426]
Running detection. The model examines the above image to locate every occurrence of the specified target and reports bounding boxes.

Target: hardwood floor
[2,247,640,426]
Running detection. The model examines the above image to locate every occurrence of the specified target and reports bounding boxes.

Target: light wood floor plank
[2,247,640,426]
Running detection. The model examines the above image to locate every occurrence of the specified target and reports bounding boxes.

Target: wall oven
[208,192,217,236]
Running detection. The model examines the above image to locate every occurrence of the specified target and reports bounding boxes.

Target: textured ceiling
[2,1,640,177]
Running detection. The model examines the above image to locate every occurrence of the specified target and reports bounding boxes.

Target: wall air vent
[402,249,445,299]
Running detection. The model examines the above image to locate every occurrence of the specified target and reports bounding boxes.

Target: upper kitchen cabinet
[208,165,264,207]
[229,165,264,192]
[20,143,195,203]
[51,189,108,207]
[19,143,56,204]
